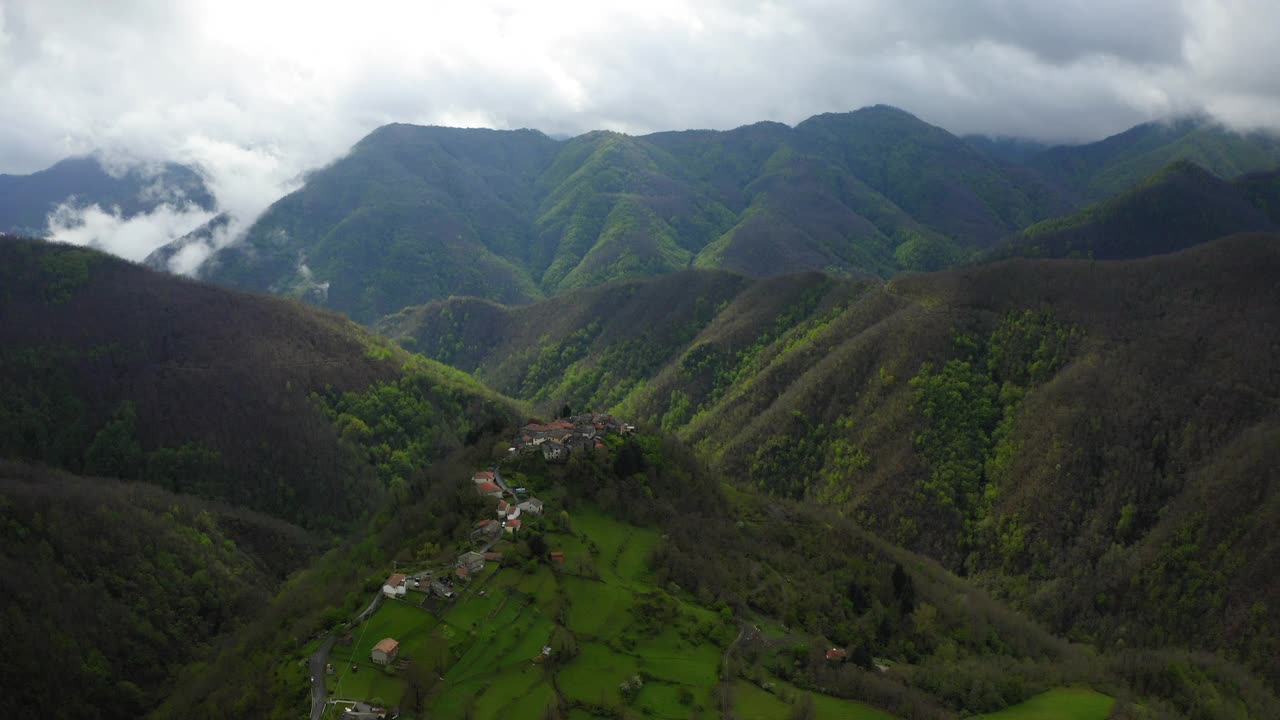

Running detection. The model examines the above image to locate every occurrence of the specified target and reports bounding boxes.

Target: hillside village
[509,413,634,460]
[315,415,634,720]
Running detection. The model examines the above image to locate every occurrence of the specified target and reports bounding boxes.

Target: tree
[84,402,143,479]
[527,531,548,559]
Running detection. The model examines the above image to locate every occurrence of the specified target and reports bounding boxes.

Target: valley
[2,103,1279,720]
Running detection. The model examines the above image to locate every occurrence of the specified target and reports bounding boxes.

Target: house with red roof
[472,470,496,484]
[371,638,400,665]
[504,517,522,534]
[476,481,502,498]
[382,573,407,599]
[825,648,848,662]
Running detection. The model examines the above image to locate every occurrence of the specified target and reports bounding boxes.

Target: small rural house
[504,517,522,534]
[517,498,544,516]
[382,573,407,599]
[472,470,496,484]
[371,638,400,665]
[825,648,848,662]
[541,441,566,461]
[550,551,565,565]
[475,481,502,498]
[455,565,470,581]
[496,499,510,516]
[472,518,500,541]
[458,551,485,572]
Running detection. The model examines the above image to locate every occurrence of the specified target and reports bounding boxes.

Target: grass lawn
[328,663,404,707]
[635,679,704,719]
[632,626,722,687]
[570,508,659,585]
[562,575,635,638]
[734,680,792,720]
[979,688,1115,720]
[734,678,900,720]
[558,641,641,708]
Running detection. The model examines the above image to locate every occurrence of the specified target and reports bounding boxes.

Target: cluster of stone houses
[471,469,545,538]
[510,413,634,460]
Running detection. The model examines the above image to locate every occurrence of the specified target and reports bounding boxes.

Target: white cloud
[3,0,1280,263]
[47,201,216,262]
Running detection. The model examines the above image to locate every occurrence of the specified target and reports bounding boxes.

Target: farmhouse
[455,565,471,581]
[550,551,565,565]
[458,551,485,572]
[504,517,522,534]
[472,518,500,541]
[382,573,407,599]
[472,470,496,484]
[475,481,502,498]
[371,638,400,665]
[517,497,544,516]
[825,648,848,662]
[541,440,567,461]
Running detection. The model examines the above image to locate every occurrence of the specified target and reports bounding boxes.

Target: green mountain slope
[0,156,214,236]
[196,108,1089,322]
[202,125,558,323]
[1024,117,1280,200]
[0,460,317,719]
[0,234,527,716]
[792,106,1068,247]
[385,235,1280,688]
[0,235,519,528]
[991,161,1278,260]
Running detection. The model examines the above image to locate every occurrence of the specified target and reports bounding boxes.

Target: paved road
[308,592,385,720]
[308,635,336,720]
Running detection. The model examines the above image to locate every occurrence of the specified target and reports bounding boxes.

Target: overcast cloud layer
[3,0,1279,264]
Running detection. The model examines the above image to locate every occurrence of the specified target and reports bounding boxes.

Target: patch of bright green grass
[632,625,722,687]
[562,575,635,639]
[734,680,791,720]
[979,688,1114,720]
[635,679,703,719]
[734,678,900,720]
[558,641,641,708]
[570,509,659,585]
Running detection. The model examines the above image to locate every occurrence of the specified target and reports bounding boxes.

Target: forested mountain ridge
[0,460,318,718]
[189,107,1280,325]
[197,106,1067,322]
[383,233,1280,688]
[0,155,213,236]
[990,161,1280,260]
[1018,116,1280,201]
[0,234,520,528]
[0,234,529,717]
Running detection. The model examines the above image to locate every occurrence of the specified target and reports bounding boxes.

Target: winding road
[308,592,385,720]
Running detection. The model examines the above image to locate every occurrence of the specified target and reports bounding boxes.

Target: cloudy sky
[3,0,1278,263]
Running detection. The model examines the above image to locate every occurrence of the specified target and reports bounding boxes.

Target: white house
[382,573,407,599]
[517,498,544,516]
[371,638,400,665]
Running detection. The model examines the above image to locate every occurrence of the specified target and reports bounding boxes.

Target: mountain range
[0,155,213,237]
[155,107,1279,323]
[4,103,1280,720]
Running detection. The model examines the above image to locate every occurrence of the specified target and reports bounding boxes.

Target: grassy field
[978,688,1115,720]
[314,505,907,720]
[733,678,899,720]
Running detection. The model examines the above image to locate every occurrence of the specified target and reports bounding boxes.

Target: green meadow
[321,505,1123,720]
[978,688,1115,720]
